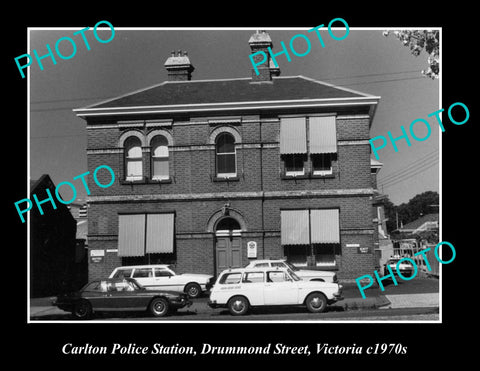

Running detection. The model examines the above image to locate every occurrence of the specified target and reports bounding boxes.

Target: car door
[263,270,299,305]
[153,267,182,291]
[84,280,121,310]
[131,267,155,289]
[240,271,265,306]
[106,280,148,310]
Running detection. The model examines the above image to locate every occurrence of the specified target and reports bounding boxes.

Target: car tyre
[227,296,249,316]
[149,297,169,317]
[305,292,327,313]
[185,283,202,298]
[73,300,92,320]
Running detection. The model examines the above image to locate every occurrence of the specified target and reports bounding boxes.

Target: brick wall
[85,110,376,281]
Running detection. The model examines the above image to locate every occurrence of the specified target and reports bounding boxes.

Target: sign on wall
[90,249,105,263]
[247,241,257,258]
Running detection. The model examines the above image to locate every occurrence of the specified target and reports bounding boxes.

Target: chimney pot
[164,50,195,81]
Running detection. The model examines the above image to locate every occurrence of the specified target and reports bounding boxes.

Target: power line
[28,69,426,111]
[379,156,439,187]
[378,150,438,183]
[379,158,439,189]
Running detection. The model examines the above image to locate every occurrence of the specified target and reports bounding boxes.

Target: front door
[216,236,241,275]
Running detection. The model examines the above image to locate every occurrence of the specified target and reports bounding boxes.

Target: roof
[74,75,380,117]
[397,213,439,233]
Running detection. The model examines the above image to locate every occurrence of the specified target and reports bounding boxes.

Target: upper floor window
[216,132,236,177]
[151,135,169,180]
[124,136,143,181]
[311,154,333,176]
[284,154,305,176]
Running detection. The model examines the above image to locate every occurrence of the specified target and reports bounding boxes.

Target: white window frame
[151,136,170,180]
[216,133,237,178]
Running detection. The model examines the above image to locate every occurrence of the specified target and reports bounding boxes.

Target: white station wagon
[208,267,343,315]
[245,259,337,283]
[109,265,214,298]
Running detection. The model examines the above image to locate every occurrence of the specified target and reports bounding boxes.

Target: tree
[383,30,439,79]
[384,191,439,234]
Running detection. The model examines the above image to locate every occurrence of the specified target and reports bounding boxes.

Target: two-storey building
[74,31,381,281]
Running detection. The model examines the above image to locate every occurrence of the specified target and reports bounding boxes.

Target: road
[30,277,440,321]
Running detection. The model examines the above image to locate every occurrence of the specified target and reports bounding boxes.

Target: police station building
[74,31,382,281]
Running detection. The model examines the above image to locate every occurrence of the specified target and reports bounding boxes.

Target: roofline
[74,96,380,117]
[74,75,381,119]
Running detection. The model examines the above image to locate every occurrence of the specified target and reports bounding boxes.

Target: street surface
[30,277,439,321]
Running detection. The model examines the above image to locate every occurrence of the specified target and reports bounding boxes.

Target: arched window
[216,132,236,177]
[151,135,169,180]
[124,136,143,180]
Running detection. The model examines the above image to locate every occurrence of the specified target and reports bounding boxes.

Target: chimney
[248,30,280,82]
[164,50,194,81]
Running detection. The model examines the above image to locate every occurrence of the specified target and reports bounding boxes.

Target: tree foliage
[383,191,439,233]
[383,30,439,79]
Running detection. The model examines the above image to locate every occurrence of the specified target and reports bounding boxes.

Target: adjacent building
[74,31,382,282]
[30,175,78,297]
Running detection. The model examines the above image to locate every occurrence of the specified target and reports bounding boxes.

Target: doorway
[215,217,242,275]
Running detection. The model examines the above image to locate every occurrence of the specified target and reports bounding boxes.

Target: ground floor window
[313,243,337,266]
[281,209,340,267]
[283,244,338,267]
[122,253,176,266]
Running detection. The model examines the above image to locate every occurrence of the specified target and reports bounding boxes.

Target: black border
[8,4,472,365]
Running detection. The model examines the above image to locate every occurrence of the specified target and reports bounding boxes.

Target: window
[279,116,337,178]
[151,135,169,180]
[124,136,143,180]
[266,271,291,283]
[219,272,242,284]
[112,268,133,279]
[281,209,339,267]
[242,272,264,283]
[154,268,173,277]
[313,244,336,266]
[132,268,153,278]
[216,133,236,177]
[284,154,305,176]
[252,263,269,268]
[312,154,333,175]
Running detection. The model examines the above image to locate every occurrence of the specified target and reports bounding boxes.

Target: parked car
[245,259,337,283]
[52,278,191,319]
[208,267,343,315]
[384,257,415,277]
[109,264,214,298]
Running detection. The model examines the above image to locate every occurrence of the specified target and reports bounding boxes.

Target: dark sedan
[52,278,192,319]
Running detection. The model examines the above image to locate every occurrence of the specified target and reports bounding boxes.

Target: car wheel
[185,283,202,298]
[227,296,249,316]
[305,292,327,313]
[73,300,92,320]
[149,297,169,317]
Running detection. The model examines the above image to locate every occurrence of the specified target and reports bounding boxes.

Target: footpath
[29,278,439,320]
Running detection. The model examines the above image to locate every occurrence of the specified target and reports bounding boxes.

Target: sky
[29,27,440,206]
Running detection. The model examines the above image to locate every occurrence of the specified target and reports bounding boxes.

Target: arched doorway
[215,217,242,274]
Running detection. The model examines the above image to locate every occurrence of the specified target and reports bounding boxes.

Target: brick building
[74,31,381,282]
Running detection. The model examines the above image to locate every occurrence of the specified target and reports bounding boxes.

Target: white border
[27,26,441,325]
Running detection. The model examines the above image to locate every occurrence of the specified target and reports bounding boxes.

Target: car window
[112,268,133,278]
[108,280,136,292]
[253,263,269,268]
[271,262,285,268]
[219,272,242,284]
[83,281,103,292]
[133,268,153,278]
[154,268,173,277]
[266,271,291,283]
[242,272,264,283]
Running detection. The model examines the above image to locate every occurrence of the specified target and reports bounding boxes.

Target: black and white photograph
[26,26,441,323]
[8,7,472,365]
